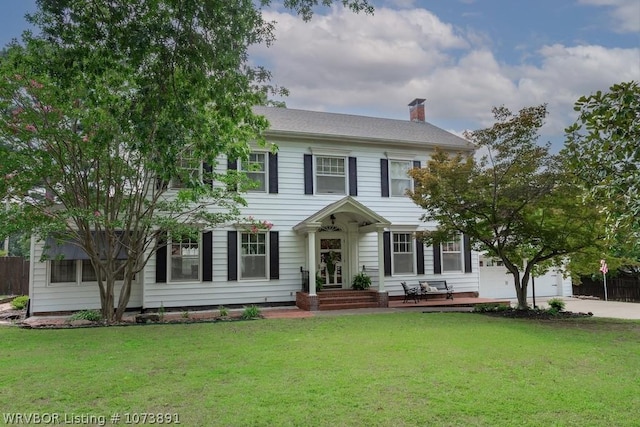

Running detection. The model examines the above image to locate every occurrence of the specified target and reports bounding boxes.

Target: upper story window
[442,236,462,272]
[393,232,414,275]
[241,152,267,192]
[169,235,200,282]
[390,160,412,197]
[316,156,346,194]
[171,147,201,189]
[240,232,267,279]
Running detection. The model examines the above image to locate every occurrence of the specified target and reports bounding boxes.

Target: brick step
[318,290,377,297]
[319,302,380,311]
[319,297,378,305]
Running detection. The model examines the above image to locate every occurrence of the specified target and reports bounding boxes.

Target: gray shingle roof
[253,106,472,151]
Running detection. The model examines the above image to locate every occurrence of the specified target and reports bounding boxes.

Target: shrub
[181,310,190,319]
[11,295,29,310]
[241,305,261,320]
[351,272,372,290]
[547,298,566,312]
[69,310,102,322]
[218,305,229,317]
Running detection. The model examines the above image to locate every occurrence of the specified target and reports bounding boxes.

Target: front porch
[296,289,510,311]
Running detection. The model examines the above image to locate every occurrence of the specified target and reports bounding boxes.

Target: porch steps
[317,290,379,311]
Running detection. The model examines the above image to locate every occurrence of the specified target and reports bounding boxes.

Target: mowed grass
[1,313,639,426]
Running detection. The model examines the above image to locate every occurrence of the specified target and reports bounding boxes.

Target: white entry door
[318,234,344,288]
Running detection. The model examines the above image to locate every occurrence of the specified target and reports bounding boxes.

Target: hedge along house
[28,99,478,314]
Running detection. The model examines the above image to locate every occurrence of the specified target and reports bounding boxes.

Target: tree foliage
[563,81,640,275]
[0,0,371,322]
[409,105,603,309]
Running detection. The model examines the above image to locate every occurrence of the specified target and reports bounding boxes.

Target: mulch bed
[480,308,594,320]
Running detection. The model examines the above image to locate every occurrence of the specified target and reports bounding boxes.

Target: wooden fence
[573,275,640,303]
[0,257,29,296]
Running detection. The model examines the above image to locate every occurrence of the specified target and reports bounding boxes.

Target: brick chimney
[408,98,426,122]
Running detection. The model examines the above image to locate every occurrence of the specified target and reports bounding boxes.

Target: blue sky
[2,0,639,149]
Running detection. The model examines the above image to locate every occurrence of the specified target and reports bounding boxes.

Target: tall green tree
[0,0,372,322]
[409,106,603,309]
[563,81,640,275]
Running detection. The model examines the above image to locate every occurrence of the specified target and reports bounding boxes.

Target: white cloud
[578,0,640,32]
[250,5,639,147]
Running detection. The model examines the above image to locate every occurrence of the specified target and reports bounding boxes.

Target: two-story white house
[28,99,480,314]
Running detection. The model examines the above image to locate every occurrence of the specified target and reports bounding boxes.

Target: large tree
[563,81,640,275]
[409,106,603,309]
[0,0,372,322]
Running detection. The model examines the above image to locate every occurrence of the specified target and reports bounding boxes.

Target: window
[393,233,414,274]
[50,259,125,284]
[390,160,412,196]
[442,237,462,272]
[171,147,201,189]
[81,260,126,282]
[240,232,267,279]
[50,260,77,283]
[169,236,201,282]
[241,152,267,192]
[316,156,345,194]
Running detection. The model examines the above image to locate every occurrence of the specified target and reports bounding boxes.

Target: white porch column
[377,227,385,292]
[308,230,317,295]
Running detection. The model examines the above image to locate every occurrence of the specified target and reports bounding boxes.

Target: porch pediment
[293,196,390,233]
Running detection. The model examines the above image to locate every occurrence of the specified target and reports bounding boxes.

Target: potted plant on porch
[351,272,371,290]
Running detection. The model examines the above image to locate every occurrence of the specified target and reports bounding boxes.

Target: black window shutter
[433,242,442,274]
[383,231,392,276]
[269,231,279,280]
[203,231,213,282]
[380,159,389,197]
[268,153,278,194]
[203,162,213,187]
[416,239,425,275]
[227,159,237,192]
[303,154,313,195]
[348,157,358,196]
[227,231,237,281]
[155,232,167,283]
[464,234,472,273]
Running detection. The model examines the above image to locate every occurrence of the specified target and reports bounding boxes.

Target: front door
[319,235,343,289]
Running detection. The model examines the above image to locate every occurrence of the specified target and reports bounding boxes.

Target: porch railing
[300,267,310,293]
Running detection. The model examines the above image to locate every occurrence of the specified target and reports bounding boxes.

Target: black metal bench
[401,282,419,303]
[419,280,454,300]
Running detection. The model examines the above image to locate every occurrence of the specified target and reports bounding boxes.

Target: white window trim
[441,235,464,273]
[169,149,203,189]
[240,151,268,193]
[391,232,416,276]
[48,259,126,286]
[168,234,202,283]
[314,155,347,195]
[385,152,416,161]
[389,159,413,197]
[238,231,270,282]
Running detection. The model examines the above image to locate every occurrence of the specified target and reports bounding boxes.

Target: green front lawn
[1,313,639,426]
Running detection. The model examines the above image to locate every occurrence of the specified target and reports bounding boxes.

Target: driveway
[533,296,640,320]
